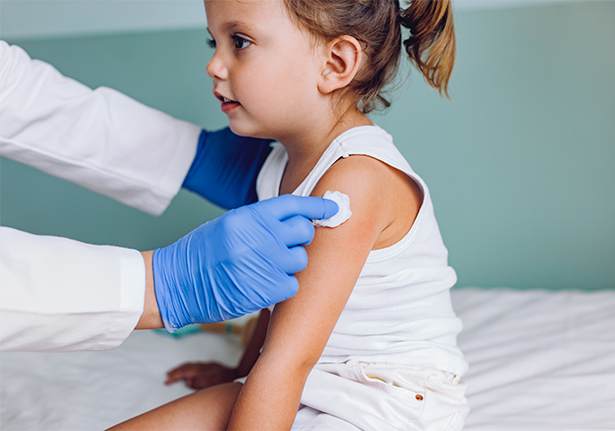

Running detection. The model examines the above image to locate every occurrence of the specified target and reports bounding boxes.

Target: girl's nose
[206,51,228,80]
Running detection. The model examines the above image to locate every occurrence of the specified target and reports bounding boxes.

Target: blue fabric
[182,128,273,209]
[153,195,339,331]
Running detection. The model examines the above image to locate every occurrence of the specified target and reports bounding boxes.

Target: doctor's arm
[0,41,199,215]
[0,196,338,352]
[0,227,147,352]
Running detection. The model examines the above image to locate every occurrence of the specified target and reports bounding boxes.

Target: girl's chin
[228,122,270,140]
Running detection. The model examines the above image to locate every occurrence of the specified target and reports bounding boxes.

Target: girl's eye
[206,38,216,49]
[232,35,252,50]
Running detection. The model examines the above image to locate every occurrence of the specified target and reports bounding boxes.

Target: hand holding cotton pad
[313,191,352,228]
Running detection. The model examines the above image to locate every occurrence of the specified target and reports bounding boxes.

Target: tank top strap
[256,125,428,201]
[294,125,427,199]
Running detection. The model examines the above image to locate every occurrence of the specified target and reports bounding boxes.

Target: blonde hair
[284,0,456,113]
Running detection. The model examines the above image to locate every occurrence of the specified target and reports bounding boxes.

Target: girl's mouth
[215,92,241,113]
[221,100,240,113]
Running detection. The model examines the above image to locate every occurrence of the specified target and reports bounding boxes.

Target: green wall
[1,1,614,289]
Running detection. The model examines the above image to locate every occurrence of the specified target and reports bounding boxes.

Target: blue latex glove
[182,128,273,209]
[153,194,339,332]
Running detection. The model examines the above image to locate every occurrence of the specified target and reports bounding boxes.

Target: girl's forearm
[228,355,311,430]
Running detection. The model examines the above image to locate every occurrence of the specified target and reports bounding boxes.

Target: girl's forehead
[205,0,293,37]
[205,0,284,13]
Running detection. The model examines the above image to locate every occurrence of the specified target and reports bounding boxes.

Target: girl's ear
[318,36,362,95]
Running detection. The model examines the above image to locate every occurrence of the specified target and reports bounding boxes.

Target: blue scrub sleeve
[182,128,273,209]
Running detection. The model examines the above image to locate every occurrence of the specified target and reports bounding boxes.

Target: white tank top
[257,125,468,376]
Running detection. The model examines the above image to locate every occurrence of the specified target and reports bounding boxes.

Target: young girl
[111,0,468,429]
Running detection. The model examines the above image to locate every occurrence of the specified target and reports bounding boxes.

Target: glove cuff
[152,247,182,333]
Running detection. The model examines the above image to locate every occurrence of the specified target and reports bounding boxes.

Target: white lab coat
[0,41,202,351]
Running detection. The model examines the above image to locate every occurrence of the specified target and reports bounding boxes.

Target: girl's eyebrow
[208,20,256,36]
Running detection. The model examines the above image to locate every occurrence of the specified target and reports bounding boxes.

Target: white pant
[292,361,469,431]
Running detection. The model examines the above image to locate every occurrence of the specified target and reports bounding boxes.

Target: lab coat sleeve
[0,227,146,351]
[0,40,202,216]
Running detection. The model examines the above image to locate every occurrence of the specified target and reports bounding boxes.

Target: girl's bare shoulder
[312,154,422,250]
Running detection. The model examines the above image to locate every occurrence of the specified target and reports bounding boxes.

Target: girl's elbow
[262,351,319,379]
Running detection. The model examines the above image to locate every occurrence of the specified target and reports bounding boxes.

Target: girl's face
[205,0,326,142]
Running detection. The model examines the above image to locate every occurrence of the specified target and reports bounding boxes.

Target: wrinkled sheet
[458,288,615,431]
[2,287,615,430]
[0,329,243,430]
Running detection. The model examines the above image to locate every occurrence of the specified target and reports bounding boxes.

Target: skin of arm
[235,309,271,377]
[227,155,420,430]
[135,251,164,329]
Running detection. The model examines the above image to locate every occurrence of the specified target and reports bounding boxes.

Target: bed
[2,287,615,430]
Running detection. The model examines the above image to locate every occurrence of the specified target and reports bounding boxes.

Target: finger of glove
[269,273,300,303]
[271,244,309,275]
[274,215,316,247]
[257,195,339,222]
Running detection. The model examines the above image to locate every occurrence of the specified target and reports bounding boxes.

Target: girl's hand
[164,362,237,390]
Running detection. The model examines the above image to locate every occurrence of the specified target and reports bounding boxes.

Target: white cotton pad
[313,191,352,228]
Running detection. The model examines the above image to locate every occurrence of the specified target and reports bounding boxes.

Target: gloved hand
[153,194,339,332]
[182,128,273,209]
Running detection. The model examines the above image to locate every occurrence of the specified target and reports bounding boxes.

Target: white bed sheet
[0,330,243,430]
[458,288,615,431]
[2,287,615,430]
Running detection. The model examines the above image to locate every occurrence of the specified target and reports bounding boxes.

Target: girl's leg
[108,382,242,431]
